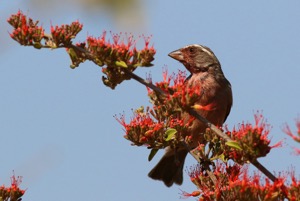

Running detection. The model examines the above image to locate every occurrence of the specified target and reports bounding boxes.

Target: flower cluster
[116,111,165,147]
[185,162,300,201]
[148,69,202,110]
[0,174,25,201]
[193,113,282,166]
[283,117,300,155]
[87,32,155,89]
[7,11,82,49]
[7,10,44,48]
[116,70,201,156]
[222,113,282,164]
[50,21,83,47]
[7,11,156,89]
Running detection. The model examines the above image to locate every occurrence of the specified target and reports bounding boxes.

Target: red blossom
[7,11,156,89]
[50,21,83,46]
[87,31,155,89]
[10,174,22,190]
[283,123,300,143]
[116,70,200,148]
[283,117,300,155]
[143,34,152,48]
[186,162,300,201]
[115,111,165,146]
[149,69,201,109]
[87,31,137,66]
[0,173,25,201]
[7,10,44,47]
[224,112,276,164]
[180,190,201,198]
[293,148,300,155]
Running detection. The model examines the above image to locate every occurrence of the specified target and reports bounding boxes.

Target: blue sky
[1,1,300,200]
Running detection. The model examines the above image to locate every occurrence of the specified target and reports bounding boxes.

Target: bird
[148,44,233,187]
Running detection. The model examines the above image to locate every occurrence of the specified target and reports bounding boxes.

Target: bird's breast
[183,73,232,142]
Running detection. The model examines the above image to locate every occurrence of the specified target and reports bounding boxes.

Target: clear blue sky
[1,1,300,200]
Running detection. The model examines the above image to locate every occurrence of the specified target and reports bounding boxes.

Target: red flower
[50,21,83,46]
[224,112,279,164]
[187,162,300,201]
[0,173,25,201]
[283,117,300,155]
[116,69,201,148]
[115,111,165,146]
[7,10,44,47]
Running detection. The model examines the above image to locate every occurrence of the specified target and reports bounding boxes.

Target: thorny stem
[44,35,278,182]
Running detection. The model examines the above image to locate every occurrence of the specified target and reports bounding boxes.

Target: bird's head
[168,44,221,74]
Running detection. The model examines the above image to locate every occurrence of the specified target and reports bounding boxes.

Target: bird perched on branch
[148,44,233,187]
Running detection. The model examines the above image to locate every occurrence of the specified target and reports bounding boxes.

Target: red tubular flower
[0,174,25,201]
[186,162,300,201]
[50,21,83,46]
[116,70,201,148]
[86,32,156,89]
[115,111,165,147]
[7,11,156,89]
[283,121,300,143]
[180,190,201,198]
[7,10,44,47]
[148,69,202,110]
[138,35,156,67]
[283,117,300,155]
[224,112,279,164]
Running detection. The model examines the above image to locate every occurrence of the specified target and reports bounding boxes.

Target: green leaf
[115,60,128,68]
[133,63,142,67]
[148,148,159,161]
[210,153,227,162]
[67,48,79,69]
[164,128,177,141]
[226,141,242,150]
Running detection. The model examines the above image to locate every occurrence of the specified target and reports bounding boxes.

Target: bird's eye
[189,47,195,53]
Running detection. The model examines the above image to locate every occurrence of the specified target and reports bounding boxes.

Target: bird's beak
[168,49,184,61]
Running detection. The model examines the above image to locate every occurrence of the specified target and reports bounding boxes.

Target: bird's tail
[148,148,188,187]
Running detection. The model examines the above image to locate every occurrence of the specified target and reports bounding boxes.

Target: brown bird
[148,44,233,187]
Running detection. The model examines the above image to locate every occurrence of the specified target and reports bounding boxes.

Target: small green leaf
[133,63,142,67]
[164,128,177,141]
[67,48,79,69]
[210,153,227,162]
[115,61,128,68]
[226,141,242,150]
[67,47,77,58]
[148,148,159,161]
